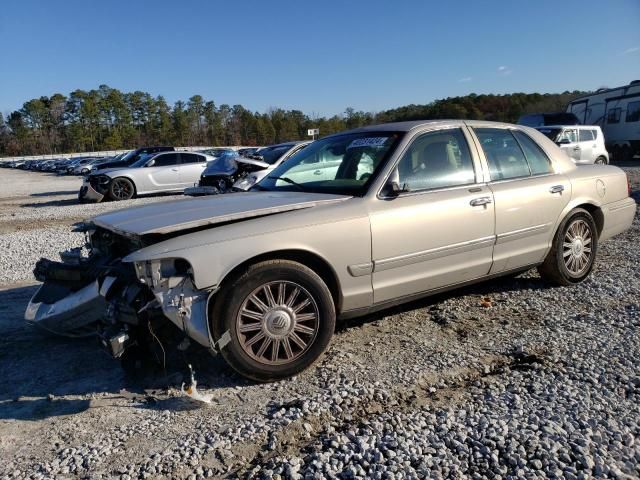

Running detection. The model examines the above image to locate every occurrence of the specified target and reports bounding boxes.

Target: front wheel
[211,260,336,382]
[538,208,598,286]
[109,177,135,201]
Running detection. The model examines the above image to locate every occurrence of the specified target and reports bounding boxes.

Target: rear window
[579,130,594,142]
[474,128,530,180]
[512,131,552,175]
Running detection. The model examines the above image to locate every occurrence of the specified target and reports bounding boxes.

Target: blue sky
[1,0,639,116]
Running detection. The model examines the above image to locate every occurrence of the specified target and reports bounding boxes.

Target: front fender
[124,211,374,311]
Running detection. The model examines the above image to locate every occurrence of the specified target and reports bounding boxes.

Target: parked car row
[0,154,122,174]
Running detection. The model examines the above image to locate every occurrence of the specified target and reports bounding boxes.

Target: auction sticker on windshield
[347,137,388,149]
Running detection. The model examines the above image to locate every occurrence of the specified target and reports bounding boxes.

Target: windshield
[257,144,297,165]
[256,132,402,195]
[130,153,154,168]
[536,127,562,141]
[119,150,136,162]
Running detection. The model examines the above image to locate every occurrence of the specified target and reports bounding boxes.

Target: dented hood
[92,191,350,236]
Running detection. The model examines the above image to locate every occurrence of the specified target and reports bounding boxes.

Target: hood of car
[90,167,130,177]
[92,191,351,236]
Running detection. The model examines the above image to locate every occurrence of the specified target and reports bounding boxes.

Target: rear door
[557,128,581,161]
[178,153,208,187]
[470,127,571,273]
[143,153,183,191]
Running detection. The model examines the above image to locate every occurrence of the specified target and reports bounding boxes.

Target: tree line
[0,85,587,156]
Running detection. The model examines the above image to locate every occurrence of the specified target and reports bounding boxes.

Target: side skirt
[337,263,539,321]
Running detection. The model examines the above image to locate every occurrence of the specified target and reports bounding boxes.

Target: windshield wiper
[267,176,306,191]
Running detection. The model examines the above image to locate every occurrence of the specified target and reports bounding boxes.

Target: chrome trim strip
[374,236,495,272]
[495,223,551,244]
[347,263,374,277]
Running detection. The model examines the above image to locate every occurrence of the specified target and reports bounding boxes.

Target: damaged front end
[25,222,219,362]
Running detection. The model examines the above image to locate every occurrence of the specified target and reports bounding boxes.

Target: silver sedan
[79,151,215,201]
[30,120,636,382]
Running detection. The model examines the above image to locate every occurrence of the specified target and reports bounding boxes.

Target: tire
[538,208,598,286]
[109,177,135,201]
[211,260,336,382]
[594,156,607,165]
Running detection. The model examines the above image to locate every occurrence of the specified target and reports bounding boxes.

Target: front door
[470,127,571,272]
[369,127,496,304]
[557,128,581,161]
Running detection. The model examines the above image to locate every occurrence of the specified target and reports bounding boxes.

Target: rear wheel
[538,208,598,286]
[594,156,607,165]
[109,177,135,201]
[211,260,335,382]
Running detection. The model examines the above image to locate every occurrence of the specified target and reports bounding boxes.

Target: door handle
[549,185,564,194]
[573,146,581,151]
[314,170,322,175]
[470,196,492,207]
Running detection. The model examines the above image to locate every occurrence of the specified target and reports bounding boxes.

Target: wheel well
[218,250,342,312]
[576,203,604,237]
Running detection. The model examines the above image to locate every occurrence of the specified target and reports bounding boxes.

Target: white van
[535,125,609,165]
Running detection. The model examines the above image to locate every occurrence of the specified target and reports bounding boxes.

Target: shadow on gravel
[20,198,79,208]
[0,284,245,420]
[30,190,78,197]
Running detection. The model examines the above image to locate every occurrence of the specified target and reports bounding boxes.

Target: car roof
[331,119,520,137]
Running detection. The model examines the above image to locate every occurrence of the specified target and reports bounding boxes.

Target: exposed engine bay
[25,222,220,366]
[184,155,270,196]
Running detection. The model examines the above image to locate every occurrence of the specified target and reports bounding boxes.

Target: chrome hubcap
[563,219,592,275]
[236,281,319,365]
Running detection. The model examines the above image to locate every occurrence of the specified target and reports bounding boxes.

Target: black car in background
[95,146,174,170]
[517,112,581,127]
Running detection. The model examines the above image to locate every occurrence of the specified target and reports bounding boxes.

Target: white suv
[535,125,609,165]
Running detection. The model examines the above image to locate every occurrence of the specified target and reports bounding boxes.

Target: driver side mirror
[146,160,155,167]
[382,168,409,197]
[557,138,571,145]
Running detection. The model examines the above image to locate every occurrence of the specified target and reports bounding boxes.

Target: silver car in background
[31,120,636,382]
[79,151,215,202]
[536,125,610,165]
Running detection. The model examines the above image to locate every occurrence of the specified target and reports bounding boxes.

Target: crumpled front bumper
[25,279,107,337]
[79,179,105,203]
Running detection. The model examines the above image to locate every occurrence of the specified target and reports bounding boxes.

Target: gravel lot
[0,166,639,479]
[0,169,183,286]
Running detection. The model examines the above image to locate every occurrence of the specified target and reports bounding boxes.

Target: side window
[396,128,475,191]
[181,153,204,164]
[513,130,553,175]
[558,129,578,143]
[153,153,179,167]
[579,130,594,142]
[590,129,599,140]
[626,101,640,123]
[474,128,530,181]
[607,108,621,124]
